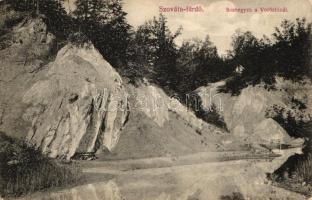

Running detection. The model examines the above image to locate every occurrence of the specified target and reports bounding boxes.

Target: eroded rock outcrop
[195,78,311,145]
[0,17,57,139]
[2,17,270,160]
[1,17,229,160]
[132,83,223,134]
[0,18,129,159]
[99,83,235,160]
[21,45,129,159]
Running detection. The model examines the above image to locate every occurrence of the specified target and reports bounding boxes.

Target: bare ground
[11,148,307,200]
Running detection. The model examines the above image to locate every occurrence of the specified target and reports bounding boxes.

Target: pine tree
[74,0,131,67]
[6,0,72,41]
[132,14,181,89]
[272,18,312,79]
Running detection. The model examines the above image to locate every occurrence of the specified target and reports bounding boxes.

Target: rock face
[0,17,129,159]
[195,79,311,145]
[1,17,230,160]
[133,83,216,132]
[22,45,129,159]
[0,17,56,138]
[99,83,237,160]
[4,17,299,160]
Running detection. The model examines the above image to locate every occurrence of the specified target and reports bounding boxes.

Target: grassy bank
[270,149,312,196]
[270,121,312,196]
[0,132,83,197]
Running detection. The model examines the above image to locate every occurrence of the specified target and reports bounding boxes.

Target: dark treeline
[221,19,312,95]
[2,0,311,96]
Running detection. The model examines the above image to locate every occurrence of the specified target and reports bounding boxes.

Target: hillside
[195,78,310,148]
[0,16,309,162]
[0,17,244,160]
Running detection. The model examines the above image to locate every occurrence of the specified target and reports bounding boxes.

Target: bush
[197,104,228,131]
[187,93,228,131]
[0,132,83,197]
[5,0,74,41]
[265,105,312,138]
[67,32,91,48]
[217,76,247,96]
[294,152,312,183]
[272,140,312,186]
[269,108,312,187]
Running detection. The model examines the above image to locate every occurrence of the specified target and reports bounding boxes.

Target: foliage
[73,0,131,67]
[266,105,312,138]
[128,14,182,90]
[3,1,311,95]
[272,137,312,188]
[217,76,247,96]
[5,0,74,41]
[294,152,312,184]
[176,37,234,94]
[0,132,83,197]
[67,31,90,47]
[182,92,228,130]
[196,98,228,131]
[223,18,311,94]
[269,106,312,186]
[273,18,312,79]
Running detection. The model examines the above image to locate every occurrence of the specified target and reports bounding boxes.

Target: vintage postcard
[0,0,311,199]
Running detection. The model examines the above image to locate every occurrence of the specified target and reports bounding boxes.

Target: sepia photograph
[0,0,311,199]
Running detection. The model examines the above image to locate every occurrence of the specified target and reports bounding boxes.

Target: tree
[154,14,181,89]
[74,0,131,67]
[193,36,221,85]
[229,30,275,85]
[272,18,312,80]
[6,0,73,41]
[130,14,182,89]
[176,36,232,94]
[230,30,259,63]
[175,39,199,93]
[222,18,312,95]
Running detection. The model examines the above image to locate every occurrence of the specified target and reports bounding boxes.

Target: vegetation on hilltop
[2,0,310,96]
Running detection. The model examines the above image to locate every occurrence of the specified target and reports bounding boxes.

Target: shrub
[265,105,312,138]
[217,76,247,96]
[294,153,312,183]
[269,109,312,186]
[187,93,228,131]
[272,141,312,186]
[67,32,91,48]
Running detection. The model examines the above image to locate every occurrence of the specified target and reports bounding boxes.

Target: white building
[235,65,245,74]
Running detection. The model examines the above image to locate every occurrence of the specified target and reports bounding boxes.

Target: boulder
[22,44,129,159]
[254,118,289,142]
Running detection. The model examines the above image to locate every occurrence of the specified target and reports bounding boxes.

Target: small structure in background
[235,65,245,75]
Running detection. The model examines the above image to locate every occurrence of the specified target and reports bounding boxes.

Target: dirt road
[13,148,306,200]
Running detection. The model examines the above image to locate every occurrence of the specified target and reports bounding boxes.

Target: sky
[64,0,312,55]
